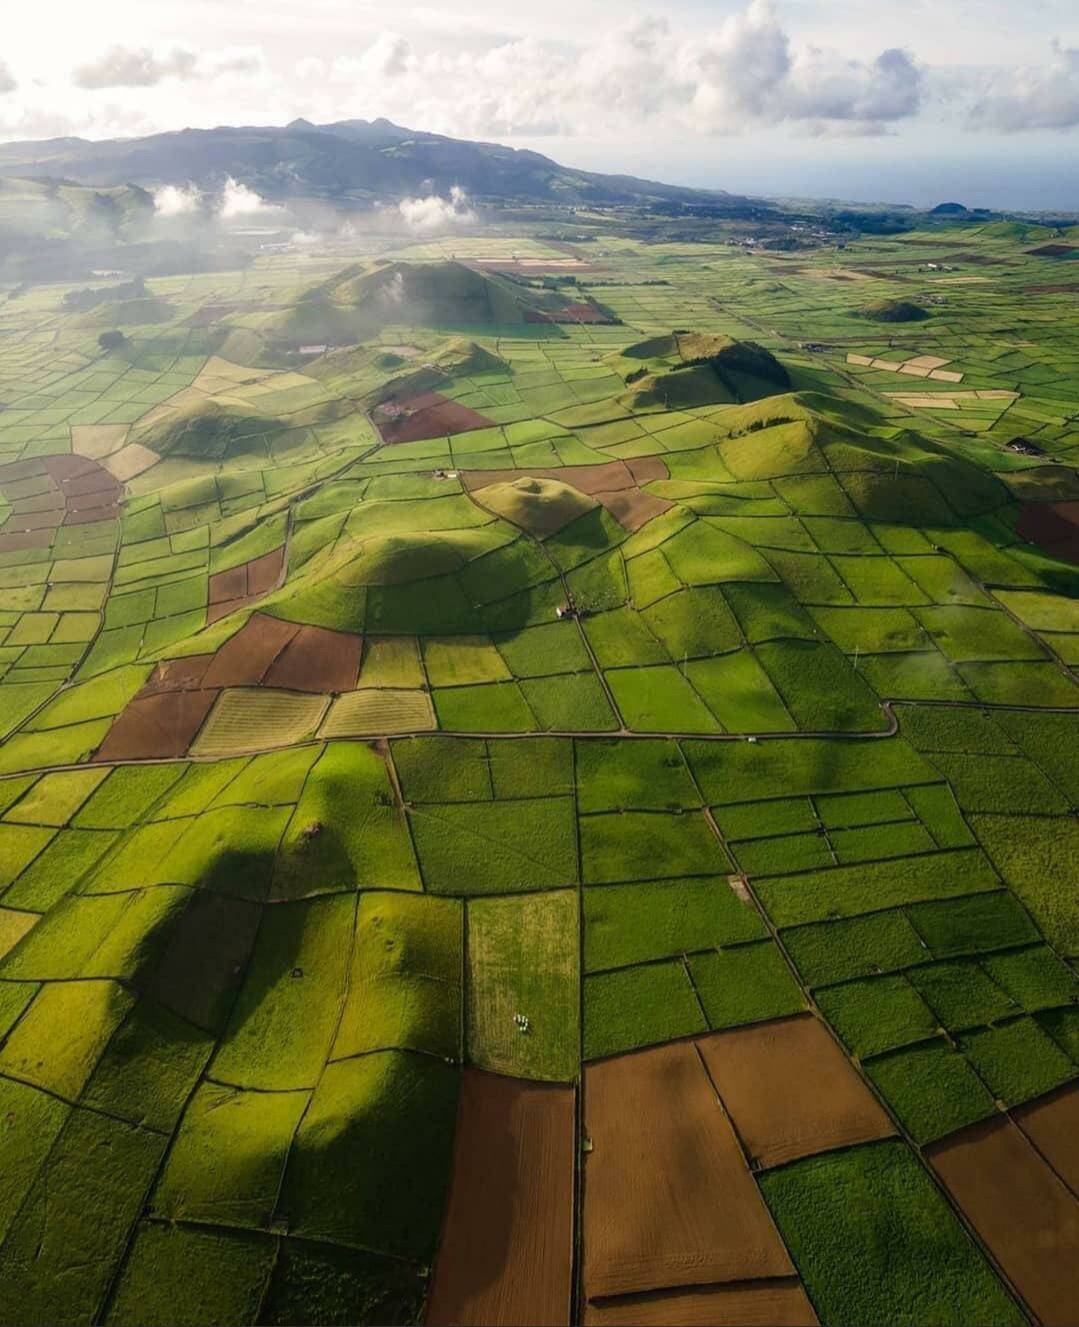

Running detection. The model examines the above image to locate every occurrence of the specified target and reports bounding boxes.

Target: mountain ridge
[0,116,744,207]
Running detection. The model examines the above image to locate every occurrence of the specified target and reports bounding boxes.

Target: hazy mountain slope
[0,117,746,207]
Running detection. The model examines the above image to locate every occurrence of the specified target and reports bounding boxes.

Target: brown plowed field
[928,1114,1079,1325]
[263,624,362,693]
[373,392,495,445]
[1016,500,1079,565]
[696,1015,895,1169]
[94,612,363,756]
[593,487,672,531]
[206,546,285,623]
[525,304,617,325]
[461,459,671,533]
[247,546,285,596]
[626,456,669,484]
[200,613,299,689]
[139,654,216,695]
[208,563,248,605]
[582,1041,794,1301]
[1015,1082,1079,1196]
[93,688,219,761]
[0,455,121,548]
[427,1070,574,1327]
[583,1280,818,1326]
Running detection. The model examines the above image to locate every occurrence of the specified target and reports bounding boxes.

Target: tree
[97,330,127,351]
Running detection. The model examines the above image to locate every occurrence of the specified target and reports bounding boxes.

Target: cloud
[218,177,283,219]
[360,32,412,79]
[308,4,923,139]
[153,183,201,216]
[155,178,283,221]
[967,41,1079,131]
[397,184,476,232]
[0,61,16,96]
[688,2,922,131]
[71,44,262,93]
[73,46,198,90]
[203,48,264,79]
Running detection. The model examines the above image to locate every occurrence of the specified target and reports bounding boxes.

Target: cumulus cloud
[72,44,262,92]
[309,4,922,139]
[153,183,201,216]
[688,2,922,131]
[360,32,412,80]
[0,61,16,96]
[73,46,198,90]
[218,177,283,220]
[967,40,1079,131]
[397,185,477,232]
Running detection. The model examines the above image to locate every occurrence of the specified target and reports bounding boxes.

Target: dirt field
[582,1041,794,1301]
[263,624,362,693]
[94,688,220,761]
[525,304,617,325]
[71,423,129,459]
[1015,1082,1079,1196]
[0,455,122,550]
[201,613,300,688]
[461,460,671,533]
[97,616,364,755]
[427,1070,575,1327]
[373,392,495,445]
[206,546,285,623]
[928,1114,1079,1324]
[583,1281,817,1326]
[1016,500,1079,565]
[696,1015,895,1169]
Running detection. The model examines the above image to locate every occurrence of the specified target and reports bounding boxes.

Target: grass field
[0,208,1077,1326]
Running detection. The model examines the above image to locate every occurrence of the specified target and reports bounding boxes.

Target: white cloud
[301,5,923,140]
[967,41,1079,131]
[360,32,412,80]
[218,176,283,219]
[688,2,922,132]
[73,46,198,90]
[0,61,16,96]
[397,184,476,232]
[153,183,201,216]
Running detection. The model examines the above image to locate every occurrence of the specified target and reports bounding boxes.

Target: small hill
[129,399,287,460]
[859,299,930,324]
[322,260,578,326]
[707,391,1007,521]
[307,336,508,405]
[473,476,596,538]
[129,393,347,460]
[613,333,790,410]
[242,262,598,362]
[978,220,1054,242]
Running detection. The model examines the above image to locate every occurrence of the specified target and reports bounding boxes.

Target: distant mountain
[0,117,745,208]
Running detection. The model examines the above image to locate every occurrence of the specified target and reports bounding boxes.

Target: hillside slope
[0,117,748,207]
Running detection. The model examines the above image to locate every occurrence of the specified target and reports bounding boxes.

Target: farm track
[6,695,1079,781]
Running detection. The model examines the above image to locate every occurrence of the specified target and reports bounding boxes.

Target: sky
[1,0,1077,210]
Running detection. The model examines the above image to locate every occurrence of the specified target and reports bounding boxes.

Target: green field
[0,201,1077,1327]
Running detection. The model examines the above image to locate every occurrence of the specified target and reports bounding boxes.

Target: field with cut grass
[0,207,1077,1327]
